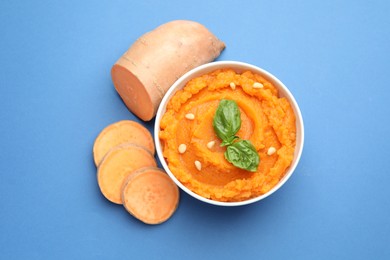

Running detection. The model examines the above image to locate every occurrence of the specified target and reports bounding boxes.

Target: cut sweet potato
[97,143,156,204]
[111,20,225,121]
[93,120,155,166]
[121,167,179,225]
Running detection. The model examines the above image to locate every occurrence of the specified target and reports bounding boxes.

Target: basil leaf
[213,100,241,146]
[224,140,260,172]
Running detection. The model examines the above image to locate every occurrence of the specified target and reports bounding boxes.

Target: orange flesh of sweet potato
[121,167,179,225]
[93,120,155,166]
[111,20,225,121]
[97,143,156,204]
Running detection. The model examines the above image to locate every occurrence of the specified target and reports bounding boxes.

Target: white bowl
[154,61,304,206]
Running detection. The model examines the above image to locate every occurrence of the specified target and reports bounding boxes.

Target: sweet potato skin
[111,20,225,121]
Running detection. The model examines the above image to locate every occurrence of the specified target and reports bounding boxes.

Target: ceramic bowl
[154,61,304,206]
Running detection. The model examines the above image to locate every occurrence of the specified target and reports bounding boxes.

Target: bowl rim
[154,61,304,206]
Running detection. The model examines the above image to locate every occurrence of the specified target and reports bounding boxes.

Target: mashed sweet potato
[159,69,296,202]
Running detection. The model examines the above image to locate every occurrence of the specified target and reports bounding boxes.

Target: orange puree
[159,69,296,202]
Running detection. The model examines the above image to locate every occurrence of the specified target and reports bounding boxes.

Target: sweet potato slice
[121,167,179,225]
[93,120,155,166]
[97,143,156,204]
[111,20,225,121]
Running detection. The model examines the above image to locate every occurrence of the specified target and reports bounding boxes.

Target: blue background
[1,0,389,259]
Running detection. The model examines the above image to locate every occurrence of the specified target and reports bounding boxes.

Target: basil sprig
[213,100,260,172]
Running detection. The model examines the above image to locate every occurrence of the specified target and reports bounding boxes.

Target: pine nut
[178,144,187,154]
[194,160,202,171]
[253,82,264,89]
[185,113,195,120]
[207,141,215,149]
[267,146,276,155]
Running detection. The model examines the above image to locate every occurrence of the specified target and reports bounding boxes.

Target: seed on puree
[159,69,296,202]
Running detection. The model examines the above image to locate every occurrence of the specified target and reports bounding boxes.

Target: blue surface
[1,0,389,259]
